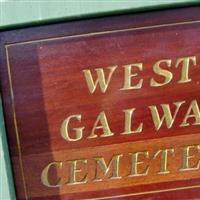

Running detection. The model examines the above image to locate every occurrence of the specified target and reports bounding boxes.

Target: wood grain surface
[0,6,200,200]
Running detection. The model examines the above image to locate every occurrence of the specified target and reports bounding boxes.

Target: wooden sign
[1,6,200,200]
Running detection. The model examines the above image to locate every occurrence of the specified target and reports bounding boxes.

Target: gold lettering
[121,63,143,90]
[180,100,200,127]
[150,59,172,87]
[180,145,200,171]
[175,56,196,83]
[129,151,149,176]
[88,111,114,139]
[121,108,143,135]
[83,66,117,93]
[41,161,63,187]
[94,154,122,181]
[61,114,84,142]
[68,159,88,184]
[149,101,185,130]
[153,148,174,174]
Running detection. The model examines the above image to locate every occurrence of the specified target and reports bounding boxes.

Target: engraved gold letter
[121,108,143,135]
[121,63,143,90]
[61,114,84,142]
[149,101,185,130]
[175,56,196,83]
[180,100,200,127]
[94,154,122,181]
[41,161,63,187]
[129,151,149,176]
[153,148,174,174]
[68,159,88,184]
[88,111,114,139]
[180,145,200,171]
[150,59,172,87]
[83,66,117,93]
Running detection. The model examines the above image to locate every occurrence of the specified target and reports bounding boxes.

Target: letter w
[82,66,117,93]
[149,101,185,130]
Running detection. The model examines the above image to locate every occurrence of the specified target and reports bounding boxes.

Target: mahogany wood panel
[0,6,200,200]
